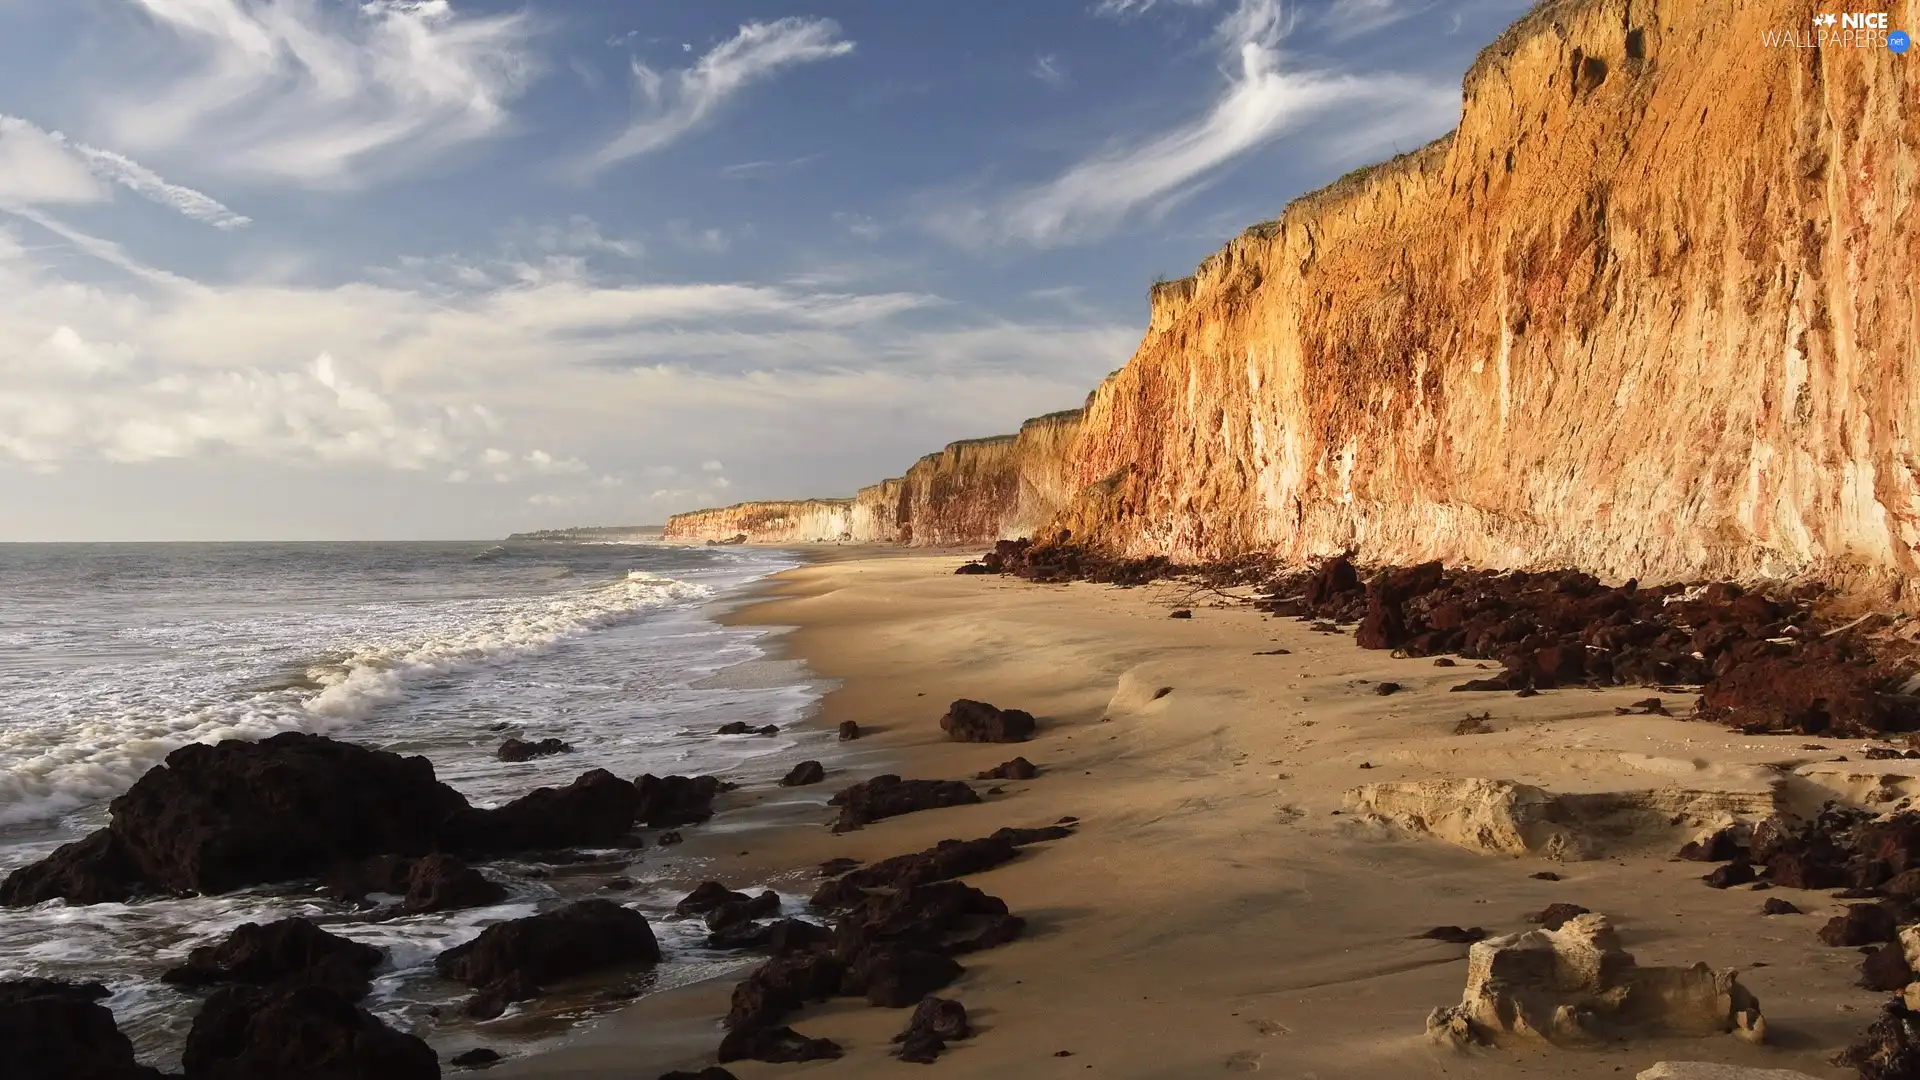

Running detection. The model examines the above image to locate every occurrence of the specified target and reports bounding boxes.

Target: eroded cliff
[662,499,863,544]
[666,0,1920,593]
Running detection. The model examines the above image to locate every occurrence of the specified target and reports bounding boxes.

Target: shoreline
[506,550,1872,1079]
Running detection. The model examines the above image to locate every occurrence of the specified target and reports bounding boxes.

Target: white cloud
[1091,0,1214,17]
[105,0,538,187]
[831,211,883,241]
[1320,0,1431,41]
[700,460,725,472]
[587,18,853,171]
[941,0,1452,247]
[1033,54,1070,87]
[0,114,251,228]
[0,117,109,205]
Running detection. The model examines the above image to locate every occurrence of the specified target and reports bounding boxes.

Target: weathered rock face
[1427,913,1765,1047]
[180,984,439,1080]
[663,499,864,544]
[662,0,1920,598]
[0,979,168,1080]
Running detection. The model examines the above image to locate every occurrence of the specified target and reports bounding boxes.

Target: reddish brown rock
[780,761,826,787]
[1820,903,1901,947]
[162,918,384,1000]
[180,983,437,1080]
[1862,942,1915,992]
[724,951,845,1033]
[975,757,1038,781]
[939,700,1037,743]
[837,721,862,741]
[893,996,971,1064]
[435,899,660,1016]
[1837,999,1920,1080]
[1526,902,1590,930]
[715,1025,842,1065]
[829,775,981,832]
[0,979,168,1080]
[842,948,963,1008]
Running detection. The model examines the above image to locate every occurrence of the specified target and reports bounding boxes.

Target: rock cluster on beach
[435,898,663,1019]
[0,733,741,908]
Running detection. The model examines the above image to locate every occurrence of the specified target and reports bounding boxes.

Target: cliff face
[1058,0,1919,590]
[666,0,1920,592]
[662,499,862,544]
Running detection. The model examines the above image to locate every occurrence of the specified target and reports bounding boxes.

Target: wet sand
[505,552,1867,1079]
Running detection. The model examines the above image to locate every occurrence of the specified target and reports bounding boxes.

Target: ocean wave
[0,572,712,828]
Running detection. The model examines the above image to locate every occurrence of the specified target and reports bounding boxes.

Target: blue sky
[0,0,1531,540]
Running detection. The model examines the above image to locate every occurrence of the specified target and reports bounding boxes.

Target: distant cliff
[665,0,1920,594]
[661,499,862,544]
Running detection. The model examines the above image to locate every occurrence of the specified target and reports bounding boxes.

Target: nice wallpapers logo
[1763,10,1911,50]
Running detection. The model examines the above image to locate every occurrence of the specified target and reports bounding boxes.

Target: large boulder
[1426,913,1765,1047]
[3,733,470,905]
[634,774,728,828]
[715,1025,842,1065]
[162,918,384,1000]
[180,983,439,1080]
[324,853,507,914]
[1839,1000,1920,1080]
[939,700,1036,743]
[832,880,1020,959]
[435,899,660,1018]
[725,951,845,1033]
[0,979,169,1080]
[829,775,981,833]
[448,769,638,854]
[893,996,970,1064]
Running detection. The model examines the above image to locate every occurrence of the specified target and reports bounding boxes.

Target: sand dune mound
[1428,913,1765,1048]
[1344,777,1779,860]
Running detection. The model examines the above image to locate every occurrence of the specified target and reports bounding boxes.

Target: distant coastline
[505,525,665,542]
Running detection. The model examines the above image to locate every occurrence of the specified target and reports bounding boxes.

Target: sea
[0,539,831,1068]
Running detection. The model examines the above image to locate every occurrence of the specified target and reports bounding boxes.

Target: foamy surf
[0,570,712,828]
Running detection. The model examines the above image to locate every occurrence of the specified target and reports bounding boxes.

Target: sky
[0,0,1533,541]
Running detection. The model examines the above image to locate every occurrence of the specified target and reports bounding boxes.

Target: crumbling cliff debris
[1427,913,1764,1048]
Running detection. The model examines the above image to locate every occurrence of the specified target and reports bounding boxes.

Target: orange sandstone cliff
[667,0,1920,592]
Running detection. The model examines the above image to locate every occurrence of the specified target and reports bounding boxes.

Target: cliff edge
[667,0,1920,595]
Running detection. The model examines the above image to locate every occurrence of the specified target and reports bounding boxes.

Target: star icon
[1823,13,1840,25]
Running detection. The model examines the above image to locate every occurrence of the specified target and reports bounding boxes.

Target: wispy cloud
[105,0,538,188]
[1033,54,1070,87]
[1,114,251,228]
[1319,0,1432,41]
[587,18,854,173]
[938,0,1452,247]
[1091,0,1215,17]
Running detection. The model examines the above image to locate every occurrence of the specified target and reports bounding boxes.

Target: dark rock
[1704,861,1758,889]
[939,700,1037,743]
[1374,682,1403,696]
[818,857,862,877]
[1529,871,1562,881]
[658,1070,738,1080]
[708,918,834,955]
[1419,926,1487,943]
[1677,826,1749,863]
[1515,687,1541,698]
[678,883,754,917]
[894,996,970,1064]
[990,824,1075,846]
[325,853,506,914]
[724,952,845,1033]
[1837,999,1920,1079]
[780,761,826,788]
[1820,903,1901,947]
[497,737,571,763]
[634,774,727,828]
[1453,712,1494,735]
[1355,561,1445,651]
[830,775,981,832]
[447,769,638,855]
[837,721,862,741]
[435,899,661,1015]
[811,837,1019,911]
[181,983,437,1080]
[1169,609,1192,619]
[976,757,1038,781]
[1433,657,1457,667]
[657,831,683,846]
[3,732,469,905]
[603,877,634,891]
[1526,902,1591,930]
[716,1025,842,1065]
[841,948,964,1007]
[954,562,994,575]
[1862,942,1916,992]
[705,891,782,933]
[1885,869,1920,899]
[833,880,1017,959]
[451,1047,502,1068]
[1762,897,1802,915]
[0,979,165,1080]
[715,723,779,737]
[162,918,384,1000]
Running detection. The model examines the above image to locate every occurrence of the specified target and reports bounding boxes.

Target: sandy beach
[496,550,1884,1079]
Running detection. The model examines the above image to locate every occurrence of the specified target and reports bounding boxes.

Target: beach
[506,550,1869,1079]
